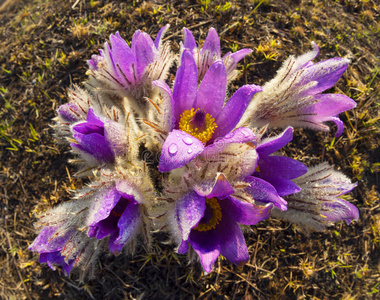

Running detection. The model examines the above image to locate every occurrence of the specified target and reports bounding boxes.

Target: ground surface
[0,0,379,299]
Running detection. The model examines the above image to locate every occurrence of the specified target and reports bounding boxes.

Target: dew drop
[169,143,178,155]
[187,148,193,154]
[183,137,193,145]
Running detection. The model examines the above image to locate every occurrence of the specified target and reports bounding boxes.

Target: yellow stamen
[194,197,222,232]
[178,108,217,144]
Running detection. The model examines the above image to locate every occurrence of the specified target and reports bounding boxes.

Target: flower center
[194,197,222,232]
[178,108,217,144]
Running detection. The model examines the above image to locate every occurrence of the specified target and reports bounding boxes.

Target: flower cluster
[30,26,359,277]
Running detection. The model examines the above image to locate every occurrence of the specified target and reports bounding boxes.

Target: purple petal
[256,127,293,157]
[230,48,253,63]
[201,28,220,57]
[327,116,344,137]
[221,196,272,225]
[311,94,357,116]
[302,94,357,137]
[299,57,349,95]
[178,240,189,254]
[87,187,121,229]
[258,156,308,180]
[191,245,220,273]
[172,50,198,123]
[195,60,226,116]
[176,191,206,241]
[109,32,135,85]
[188,228,221,272]
[154,24,170,49]
[104,121,127,157]
[323,199,359,223]
[159,130,204,172]
[214,85,262,139]
[109,201,140,254]
[71,132,114,163]
[29,227,73,253]
[133,32,156,81]
[58,103,83,122]
[39,252,73,275]
[245,176,287,211]
[219,221,248,267]
[183,28,197,51]
[261,177,301,196]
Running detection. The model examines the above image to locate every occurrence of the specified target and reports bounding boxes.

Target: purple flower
[87,25,173,94]
[87,182,142,255]
[155,50,262,172]
[271,162,359,232]
[254,127,308,197]
[29,226,75,275]
[182,27,252,82]
[174,175,275,273]
[29,176,147,276]
[70,108,126,165]
[241,42,356,137]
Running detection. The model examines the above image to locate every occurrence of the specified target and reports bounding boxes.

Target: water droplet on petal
[169,143,178,155]
[187,149,193,154]
[183,137,193,145]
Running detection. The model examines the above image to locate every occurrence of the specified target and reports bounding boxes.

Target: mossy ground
[0,0,379,299]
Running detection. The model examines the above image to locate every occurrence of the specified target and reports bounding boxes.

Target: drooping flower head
[68,107,128,175]
[271,162,359,232]
[86,180,145,255]
[29,168,153,277]
[240,42,357,137]
[154,49,262,172]
[181,27,252,83]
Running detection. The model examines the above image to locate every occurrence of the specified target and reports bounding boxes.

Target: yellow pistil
[194,197,222,232]
[178,108,217,144]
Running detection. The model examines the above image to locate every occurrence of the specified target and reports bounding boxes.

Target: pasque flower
[155,49,262,172]
[166,130,288,272]
[240,42,357,137]
[87,25,171,92]
[29,168,152,277]
[271,163,359,232]
[70,108,128,169]
[86,181,143,255]
[175,178,273,273]
[182,27,253,82]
